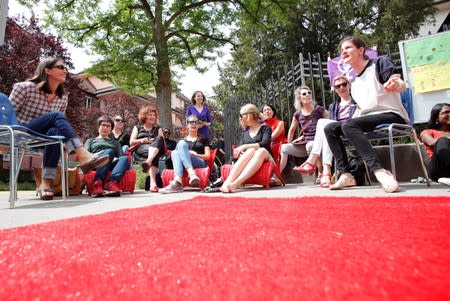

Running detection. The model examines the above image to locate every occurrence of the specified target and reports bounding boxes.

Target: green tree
[18,0,242,130]
[214,0,436,106]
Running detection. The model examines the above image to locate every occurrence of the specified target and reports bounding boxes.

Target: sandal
[315,173,322,185]
[36,188,54,200]
[329,173,356,190]
[374,169,399,193]
[150,186,159,192]
[203,186,221,193]
[293,161,317,175]
[319,174,332,188]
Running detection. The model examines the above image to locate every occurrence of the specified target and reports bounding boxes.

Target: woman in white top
[324,36,408,193]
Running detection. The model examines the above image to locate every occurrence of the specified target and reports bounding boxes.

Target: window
[85,96,92,108]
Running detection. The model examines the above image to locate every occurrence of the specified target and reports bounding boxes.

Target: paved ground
[1,181,448,229]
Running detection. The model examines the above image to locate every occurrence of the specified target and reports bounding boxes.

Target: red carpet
[0,196,449,300]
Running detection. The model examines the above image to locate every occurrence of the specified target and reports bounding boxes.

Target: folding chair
[0,93,67,208]
[369,123,430,186]
[341,88,429,186]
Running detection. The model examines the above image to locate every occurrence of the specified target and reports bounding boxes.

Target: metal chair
[0,93,67,208]
[369,122,430,186]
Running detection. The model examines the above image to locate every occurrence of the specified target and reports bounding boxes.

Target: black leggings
[324,113,406,173]
[427,137,450,181]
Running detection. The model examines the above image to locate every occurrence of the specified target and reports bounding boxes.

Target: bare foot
[227,182,239,193]
[329,173,356,190]
[220,181,231,193]
[374,169,399,193]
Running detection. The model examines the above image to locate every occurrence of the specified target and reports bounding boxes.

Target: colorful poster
[404,34,450,68]
[410,61,450,93]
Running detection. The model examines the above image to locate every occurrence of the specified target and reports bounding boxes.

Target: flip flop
[36,188,54,200]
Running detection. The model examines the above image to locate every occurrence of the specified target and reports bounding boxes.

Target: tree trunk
[155,59,173,130]
[154,0,173,130]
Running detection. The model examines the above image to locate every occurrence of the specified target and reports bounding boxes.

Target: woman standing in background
[185,91,212,140]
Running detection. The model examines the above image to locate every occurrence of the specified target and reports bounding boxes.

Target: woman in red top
[261,104,287,144]
[420,103,450,185]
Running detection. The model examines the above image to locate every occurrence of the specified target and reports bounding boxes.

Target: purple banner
[327,49,378,86]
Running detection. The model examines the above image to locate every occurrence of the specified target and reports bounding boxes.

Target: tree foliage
[0,16,73,95]
[214,0,436,108]
[17,0,243,130]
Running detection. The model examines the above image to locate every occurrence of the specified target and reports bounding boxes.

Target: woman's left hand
[384,74,406,93]
[233,146,245,158]
[189,150,198,157]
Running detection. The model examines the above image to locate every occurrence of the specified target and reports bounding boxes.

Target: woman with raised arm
[9,57,109,200]
[420,103,450,186]
[324,36,409,192]
[220,104,272,193]
[160,115,211,193]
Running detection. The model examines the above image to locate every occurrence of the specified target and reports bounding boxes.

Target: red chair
[84,169,137,195]
[161,148,218,189]
[84,152,137,196]
[221,143,285,189]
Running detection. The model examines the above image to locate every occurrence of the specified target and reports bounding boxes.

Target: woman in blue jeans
[160,115,211,193]
[9,57,108,200]
[84,116,130,197]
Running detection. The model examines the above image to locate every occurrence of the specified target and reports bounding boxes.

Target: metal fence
[222,46,401,158]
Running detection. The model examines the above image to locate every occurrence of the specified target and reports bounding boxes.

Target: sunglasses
[239,113,249,118]
[301,91,312,96]
[52,65,68,71]
[187,120,199,125]
[334,82,348,89]
[115,119,124,123]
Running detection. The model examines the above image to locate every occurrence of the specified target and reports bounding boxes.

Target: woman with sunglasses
[279,85,328,177]
[160,115,211,193]
[420,103,450,186]
[130,106,166,192]
[220,104,272,193]
[111,115,130,148]
[324,36,409,193]
[295,76,357,188]
[9,57,109,201]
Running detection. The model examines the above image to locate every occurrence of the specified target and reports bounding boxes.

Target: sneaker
[438,177,450,187]
[91,180,104,197]
[160,180,183,194]
[189,175,200,187]
[104,181,121,197]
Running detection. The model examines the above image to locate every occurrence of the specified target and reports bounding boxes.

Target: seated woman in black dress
[129,106,165,192]
[220,104,272,193]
